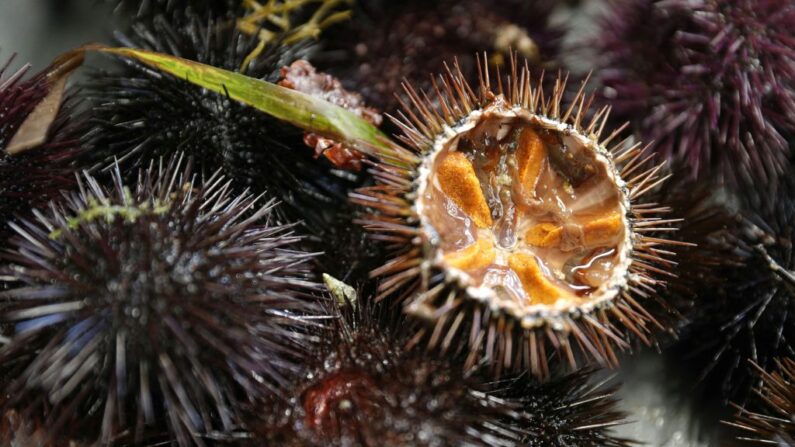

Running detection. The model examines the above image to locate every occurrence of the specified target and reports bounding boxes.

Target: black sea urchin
[727,358,795,445]
[251,296,630,447]
[0,154,322,446]
[78,10,353,219]
[670,174,795,401]
[351,55,682,378]
[318,0,560,115]
[595,0,795,186]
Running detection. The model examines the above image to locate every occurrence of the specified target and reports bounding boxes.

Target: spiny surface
[662,171,795,401]
[250,299,631,447]
[318,0,560,116]
[0,57,79,237]
[595,0,795,186]
[0,155,322,446]
[728,358,795,445]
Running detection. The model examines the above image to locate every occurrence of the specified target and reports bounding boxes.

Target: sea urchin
[352,55,682,378]
[0,154,321,445]
[595,0,795,186]
[251,296,630,446]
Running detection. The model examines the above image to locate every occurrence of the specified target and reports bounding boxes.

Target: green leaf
[100,46,401,159]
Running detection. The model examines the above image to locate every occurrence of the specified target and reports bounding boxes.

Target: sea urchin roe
[418,116,628,313]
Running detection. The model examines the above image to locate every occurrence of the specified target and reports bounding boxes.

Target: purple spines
[596,0,795,186]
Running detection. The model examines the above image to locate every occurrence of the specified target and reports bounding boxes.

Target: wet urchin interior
[594,0,795,187]
[317,0,561,116]
[352,56,682,378]
[0,154,323,446]
[249,297,631,447]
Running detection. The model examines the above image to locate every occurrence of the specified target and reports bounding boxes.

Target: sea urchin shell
[352,55,682,378]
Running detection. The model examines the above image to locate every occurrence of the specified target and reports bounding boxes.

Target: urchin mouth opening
[415,99,633,326]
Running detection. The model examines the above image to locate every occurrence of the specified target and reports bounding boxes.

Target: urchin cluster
[670,175,795,401]
[78,9,382,282]
[595,0,795,186]
[0,57,79,232]
[78,10,353,222]
[319,0,560,115]
[0,155,322,446]
[727,358,795,445]
[250,298,630,447]
[352,55,682,378]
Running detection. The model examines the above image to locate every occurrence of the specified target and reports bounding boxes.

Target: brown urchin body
[352,55,683,378]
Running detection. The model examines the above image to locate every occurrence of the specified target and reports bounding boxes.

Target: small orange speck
[443,238,496,271]
[437,152,493,228]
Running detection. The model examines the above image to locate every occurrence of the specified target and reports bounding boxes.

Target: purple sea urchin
[351,55,683,378]
[251,297,630,446]
[0,56,80,234]
[727,358,795,445]
[595,0,795,186]
[0,154,322,445]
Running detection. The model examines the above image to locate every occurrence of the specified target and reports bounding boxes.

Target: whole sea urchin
[727,358,795,445]
[251,297,631,446]
[595,0,795,186]
[0,155,322,445]
[352,55,682,378]
[78,9,356,221]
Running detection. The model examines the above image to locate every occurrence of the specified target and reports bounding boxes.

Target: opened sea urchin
[0,154,321,445]
[353,56,682,377]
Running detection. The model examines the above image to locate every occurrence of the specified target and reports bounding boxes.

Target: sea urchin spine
[727,358,795,445]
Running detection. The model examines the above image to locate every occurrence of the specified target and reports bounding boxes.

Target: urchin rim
[411,96,633,329]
